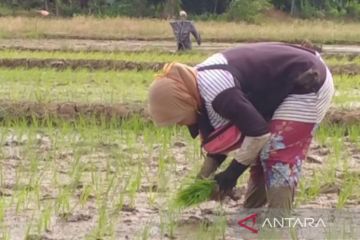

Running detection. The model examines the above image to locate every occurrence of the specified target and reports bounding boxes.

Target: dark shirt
[191,43,327,138]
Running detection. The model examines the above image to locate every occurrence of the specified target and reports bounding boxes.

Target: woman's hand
[213,160,248,200]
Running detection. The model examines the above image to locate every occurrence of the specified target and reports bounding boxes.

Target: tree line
[1,0,359,21]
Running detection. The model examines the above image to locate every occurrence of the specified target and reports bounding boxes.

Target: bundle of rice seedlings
[174,179,217,209]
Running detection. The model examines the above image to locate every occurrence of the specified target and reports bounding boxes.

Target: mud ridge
[0,58,360,74]
[0,101,148,123]
[0,58,165,71]
[0,101,358,125]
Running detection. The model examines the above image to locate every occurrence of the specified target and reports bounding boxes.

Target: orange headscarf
[148,62,201,126]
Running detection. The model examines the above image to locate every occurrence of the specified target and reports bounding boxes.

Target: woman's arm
[197,153,227,179]
[211,87,271,197]
[212,87,268,137]
[212,87,270,165]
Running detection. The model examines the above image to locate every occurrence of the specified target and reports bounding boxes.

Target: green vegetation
[0,67,358,107]
[325,55,360,65]
[0,68,153,103]
[1,17,360,44]
[332,74,360,107]
[0,49,207,64]
[173,179,216,208]
[0,64,357,238]
[1,0,359,21]
[296,123,360,207]
[0,26,358,238]
[0,114,358,238]
[0,117,195,238]
[1,49,360,66]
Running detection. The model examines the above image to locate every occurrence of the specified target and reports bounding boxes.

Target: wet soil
[1,131,359,239]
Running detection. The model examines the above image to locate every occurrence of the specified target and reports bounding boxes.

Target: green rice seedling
[113,190,127,216]
[323,154,339,185]
[68,152,83,190]
[24,215,35,240]
[347,124,360,147]
[79,184,94,207]
[0,160,4,189]
[173,178,216,209]
[103,174,117,202]
[15,187,28,213]
[146,191,157,208]
[194,211,227,240]
[31,180,41,210]
[0,197,5,223]
[55,187,71,215]
[36,204,52,235]
[296,173,322,205]
[337,173,356,208]
[127,165,142,208]
[89,203,114,240]
[0,228,11,240]
[160,209,180,239]
[113,167,131,208]
[315,125,330,146]
[157,154,168,193]
[138,225,150,240]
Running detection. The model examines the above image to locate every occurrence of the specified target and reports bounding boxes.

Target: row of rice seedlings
[324,55,360,65]
[1,49,359,66]
[0,49,207,64]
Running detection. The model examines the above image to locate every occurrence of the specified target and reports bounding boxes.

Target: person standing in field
[148,43,334,218]
[170,10,201,51]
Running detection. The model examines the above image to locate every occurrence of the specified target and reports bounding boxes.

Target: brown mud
[0,101,148,123]
[0,58,360,75]
[0,58,165,71]
[0,100,358,125]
